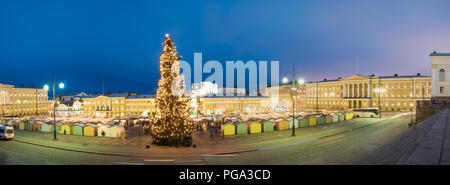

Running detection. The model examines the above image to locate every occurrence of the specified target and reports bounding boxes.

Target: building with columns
[265,83,306,112]
[0,83,49,117]
[305,74,431,111]
[198,95,271,115]
[430,52,450,103]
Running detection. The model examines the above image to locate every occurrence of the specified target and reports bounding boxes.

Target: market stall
[260,120,274,132]
[60,123,73,135]
[84,124,98,136]
[73,123,85,136]
[234,122,248,135]
[223,123,236,136]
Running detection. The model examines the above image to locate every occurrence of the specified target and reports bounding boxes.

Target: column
[357,83,360,98]
[419,82,422,99]
[343,84,346,98]
[413,79,416,99]
[362,83,365,97]
[368,83,371,98]
[350,84,352,98]
[347,84,350,98]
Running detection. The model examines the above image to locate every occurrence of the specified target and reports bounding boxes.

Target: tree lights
[151,34,195,146]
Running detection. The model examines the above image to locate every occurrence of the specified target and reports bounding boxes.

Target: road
[0,113,412,165]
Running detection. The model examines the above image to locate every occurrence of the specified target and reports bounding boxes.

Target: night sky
[1,0,450,95]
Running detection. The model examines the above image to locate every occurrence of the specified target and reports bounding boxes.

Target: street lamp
[298,78,305,85]
[282,64,303,137]
[409,77,416,126]
[374,88,386,118]
[44,77,65,141]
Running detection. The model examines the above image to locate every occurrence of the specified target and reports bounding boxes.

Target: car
[0,125,14,140]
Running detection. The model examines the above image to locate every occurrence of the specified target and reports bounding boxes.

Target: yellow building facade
[82,93,157,118]
[265,84,306,112]
[82,92,271,117]
[0,83,48,116]
[199,96,271,115]
[305,74,431,111]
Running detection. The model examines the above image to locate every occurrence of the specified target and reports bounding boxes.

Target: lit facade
[55,100,83,117]
[0,83,48,116]
[82,93,157,118]
[199,96,271,115]
[125,94,156,117]
[430,52,450,103]
[266,84,306,112]
[305,74,431,111]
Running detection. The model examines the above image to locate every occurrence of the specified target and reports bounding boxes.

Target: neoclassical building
[265,83,306,112]
[199,95,271,115]
[305,74,431,111]
[430,52,450,103]
[81,93,157,118]
[0,83,48,116]
[54,100,83,117]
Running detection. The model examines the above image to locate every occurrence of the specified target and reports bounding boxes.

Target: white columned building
[430,52,450,103]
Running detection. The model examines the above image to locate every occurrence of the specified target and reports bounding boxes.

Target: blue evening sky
[1,0,450,94]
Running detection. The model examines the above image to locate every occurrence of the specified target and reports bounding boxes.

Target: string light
[151,34,195,146]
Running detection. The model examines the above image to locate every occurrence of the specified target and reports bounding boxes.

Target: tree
[151,34,194,146]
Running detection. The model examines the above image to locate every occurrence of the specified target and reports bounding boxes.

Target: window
[440,69,446,81]
[440,87,445,93]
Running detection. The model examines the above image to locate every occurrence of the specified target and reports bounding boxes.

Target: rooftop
[308,74,430,83]
[430,52,450,56]
[126,94,155,99]
[204,95,269,98]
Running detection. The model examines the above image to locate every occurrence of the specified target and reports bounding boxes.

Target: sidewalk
[400,109,450,164]
[375,108,450,165]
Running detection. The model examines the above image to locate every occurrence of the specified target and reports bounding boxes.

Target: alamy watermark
[171,52,279,98]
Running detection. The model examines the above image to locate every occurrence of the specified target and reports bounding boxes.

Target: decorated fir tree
[151,34,194,146]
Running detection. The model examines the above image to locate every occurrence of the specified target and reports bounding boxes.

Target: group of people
[196,119,225,139]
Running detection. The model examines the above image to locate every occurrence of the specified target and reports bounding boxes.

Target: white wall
[431,55,450,97]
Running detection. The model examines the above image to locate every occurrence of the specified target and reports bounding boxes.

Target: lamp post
[283,64,304,137]
[374,87,386,118]
[44,76,65,141]
[410,77,415,125]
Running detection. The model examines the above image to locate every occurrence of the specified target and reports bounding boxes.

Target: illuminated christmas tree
[151,34,194,146]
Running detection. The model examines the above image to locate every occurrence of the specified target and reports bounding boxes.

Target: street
[0,113,412,165]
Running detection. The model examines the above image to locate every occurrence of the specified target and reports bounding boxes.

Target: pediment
[92,95,109,100]
[341,75,369,81]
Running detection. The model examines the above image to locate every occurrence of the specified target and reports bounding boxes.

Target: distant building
[218,87,246,96]
[266,83,306,112]
[54,100,83,117]
[82,93,157,118]
[191,82,218,97]
[430,52,450,103]
[0,83,48,116]
[60,92,91,101]
[305,74,431,111]
[199,95,271,115]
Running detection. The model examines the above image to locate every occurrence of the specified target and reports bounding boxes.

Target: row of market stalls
[2,119,125,138]
[221,112,355,136]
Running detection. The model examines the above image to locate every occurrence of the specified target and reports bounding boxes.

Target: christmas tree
[151,34,194,146]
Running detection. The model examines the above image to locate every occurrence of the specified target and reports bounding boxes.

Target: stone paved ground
[3,114,427,165]
[361,108,450,165]
[11,117,383,157]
